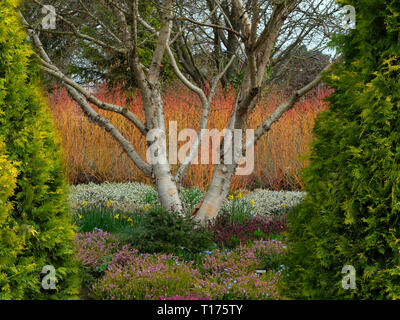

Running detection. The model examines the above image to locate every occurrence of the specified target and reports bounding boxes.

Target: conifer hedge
[281,0,400,299]
[0,0,80,299]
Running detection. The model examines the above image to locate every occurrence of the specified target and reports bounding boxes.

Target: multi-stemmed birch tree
[21,0,342,225]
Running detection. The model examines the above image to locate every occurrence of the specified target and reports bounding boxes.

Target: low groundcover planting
[74,230,286,300]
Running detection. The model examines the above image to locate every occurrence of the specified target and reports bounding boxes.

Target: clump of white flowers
[244,189,305,216]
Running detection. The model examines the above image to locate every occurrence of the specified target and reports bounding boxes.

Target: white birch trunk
[148,128,183,213]
[194,163,237,225]
[146,88,184,214]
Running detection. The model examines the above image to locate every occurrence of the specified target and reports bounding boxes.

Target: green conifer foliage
[281,0,400,299]
[0,0,80,299]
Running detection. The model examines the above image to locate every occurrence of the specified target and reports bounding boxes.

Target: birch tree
[21,0,343,225]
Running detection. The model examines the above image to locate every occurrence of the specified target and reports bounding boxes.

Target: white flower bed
[244,189,305,216]
[69,182,305,216]
[69,182,157,212]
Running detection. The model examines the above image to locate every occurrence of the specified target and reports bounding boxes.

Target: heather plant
[193,271,281,300]
[0,0,79,299]
[159,295,211,300]
[74,231,120,286]
[193,240,285,299]
[212,213,287,249]
[90,251,203,300]
[282,0,400,299]
[78,238,285,300]
[200,240,284,277]
[74,231,120,270]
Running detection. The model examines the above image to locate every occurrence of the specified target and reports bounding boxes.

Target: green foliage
[180,187,204,215]
[225,235,241,249]
[225,193,254,224]
[138,187,159,206]
[268,204,292,217]
[253,228,268,240]
[0,0,80,299]
[118,206,214,261]
[281,0,400,299]
[0,139,23,298]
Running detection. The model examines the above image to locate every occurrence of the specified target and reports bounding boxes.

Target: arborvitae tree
[281,0,400,299]
[0,0,80,299]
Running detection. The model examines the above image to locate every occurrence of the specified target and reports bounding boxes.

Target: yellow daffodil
[127,217,133,223]
[236,192,243,199]
[106,200,114,207]
[114,214,119,220]
[228,194,234,200]
[81,201,87,207]
[123,216,127,219]
[282,203,287,209]
[77,214,83,220]
[250,199,255,206]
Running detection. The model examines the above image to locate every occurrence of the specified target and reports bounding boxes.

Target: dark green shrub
[118,206,214,261]
[0,0,80,299]
[281,0,400,299]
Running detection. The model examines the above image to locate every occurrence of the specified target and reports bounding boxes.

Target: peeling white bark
[147,126,183,213]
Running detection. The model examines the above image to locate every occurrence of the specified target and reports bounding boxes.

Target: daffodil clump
[143,204,152,211]
[73,202,139,233]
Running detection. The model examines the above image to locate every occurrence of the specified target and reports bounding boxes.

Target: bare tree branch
[32,0,127,54]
